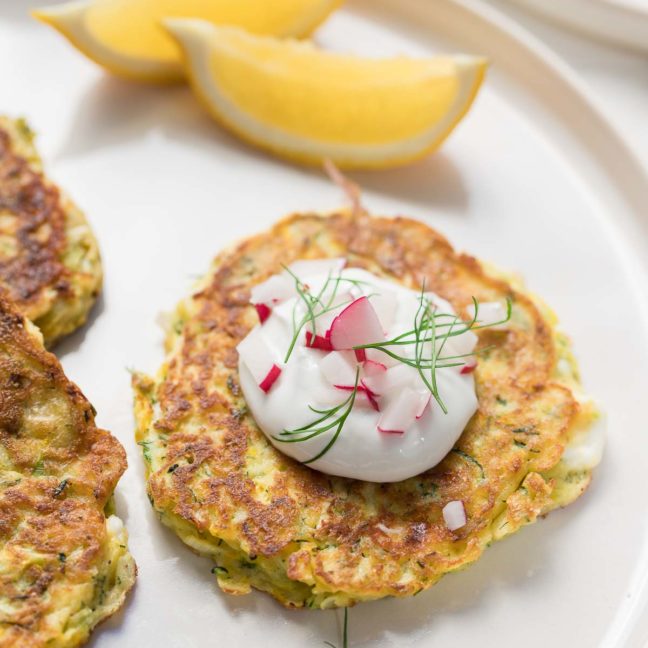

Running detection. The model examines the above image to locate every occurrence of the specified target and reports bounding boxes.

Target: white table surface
[490,0,648,171]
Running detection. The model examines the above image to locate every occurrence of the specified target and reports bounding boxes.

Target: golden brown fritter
[133,210,598,608]
[0,294,135,647]
[0,117,102,345]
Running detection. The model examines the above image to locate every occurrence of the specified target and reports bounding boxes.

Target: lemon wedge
[33,0,342,83]
[165,20,487,168]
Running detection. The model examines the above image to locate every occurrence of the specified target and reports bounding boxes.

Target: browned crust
[0,293,133,645]
[140,210,582,604]
[0,127,73,315]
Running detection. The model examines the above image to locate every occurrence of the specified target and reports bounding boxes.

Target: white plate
[2,0,648,646]
[505,0,648,53]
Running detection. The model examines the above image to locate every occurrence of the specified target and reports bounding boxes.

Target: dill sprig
[354,290,512,413]
[274,369,360,464]
[282,266,368,362]
[324,608,349,648]
[276,270,511,462]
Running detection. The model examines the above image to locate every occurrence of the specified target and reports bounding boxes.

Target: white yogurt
[238,261,479,482]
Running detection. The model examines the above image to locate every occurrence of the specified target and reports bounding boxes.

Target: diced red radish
[315,291,353,336]
[370,291,398,333]
[360,381,380,411]
[305,330,333,351]
[335,384,380,411]
[442,500,466,531]
[466,301,508,330]
[365,347,400,368]
[320,351,356,386]
[415,392,431,419]
[250,274,294,305]
[287,258,346,279]
[254,303,271,323]
[377,387,421,434]
[236,331,282,393]
[460,361,477,375]
[329,297,384,355]
[259,364,282,393]
[363,363,414,396]
[363,359,387,377]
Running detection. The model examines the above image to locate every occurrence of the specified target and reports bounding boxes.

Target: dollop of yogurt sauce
[237,258,485,482]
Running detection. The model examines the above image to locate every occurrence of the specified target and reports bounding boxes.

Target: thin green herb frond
[470,297,513,330]
[283,268,365,362]
[274,369,360,463]
[324,607,349,648]
[349,292,511,413]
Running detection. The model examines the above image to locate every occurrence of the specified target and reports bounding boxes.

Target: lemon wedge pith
[33,0,342,82]
[165,20,487,168]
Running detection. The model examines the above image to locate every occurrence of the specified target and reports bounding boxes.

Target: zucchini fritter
[0,294,135,647]
[0,117,102,345]
[133,210,598,608]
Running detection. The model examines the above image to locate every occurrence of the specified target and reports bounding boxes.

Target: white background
[1,0,648,646]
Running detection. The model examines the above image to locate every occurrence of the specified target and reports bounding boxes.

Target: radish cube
[415,391,431,419]
[365,347,400,368]
[363,363,414,396]
[335,384,380,411]
[460,361,477,375]
[259,364,282,393]
[363,359,387,377]
[254,303,271,323]
[466,301,508,330]
[237,330,282,393]
[359,381,381,411]
[377,387,421,434]
[250,274,294,305]
[442,500,467,531]
[370,291,398,332]
[329,297,384,353]
[305,330,333,351]
[320,351,357,386]
[315,291,353,336]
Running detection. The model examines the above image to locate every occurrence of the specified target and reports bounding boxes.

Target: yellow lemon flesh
[166,20,487,168]
[33,0,342,82]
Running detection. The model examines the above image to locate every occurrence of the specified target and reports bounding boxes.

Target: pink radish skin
[305,330,333,351]
[315,291,353,336]
[365,347,400,368]
[377,387,421,434]
[320,351,357,386]
[259,364,282,393]
[363,359,387,377]
[335,384,380,411]
[360,380,380,411]
[237,329,281,391]
[416,392,431,419]
[461,362,477,375]
[250,274,294,305]
[363,363,413,396]
[254,303,271,323]
[329,297,384,355]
